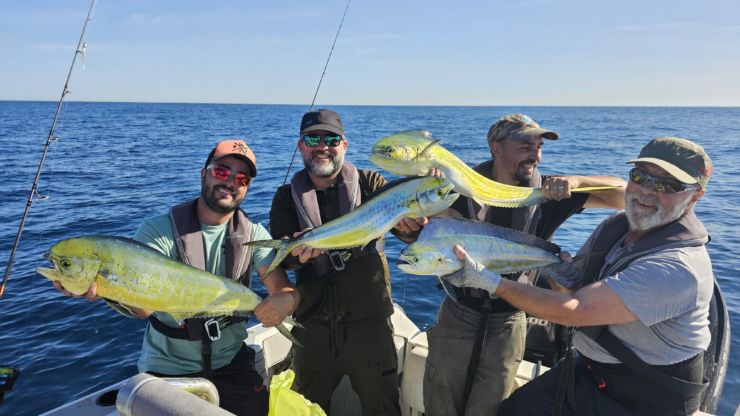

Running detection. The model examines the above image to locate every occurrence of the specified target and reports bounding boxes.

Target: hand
[254,291,295,327]
[52,280,99,301]
[441,245,502,297]
[394,217,428,234]
[428,167,445,178]
[542,177,573,201]
[290,231,322,263]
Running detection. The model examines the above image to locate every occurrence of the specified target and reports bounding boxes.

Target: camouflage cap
[486,114,558,143]
[627,137,712,189]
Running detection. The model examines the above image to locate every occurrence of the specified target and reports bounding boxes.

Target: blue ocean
[0,102,737,415]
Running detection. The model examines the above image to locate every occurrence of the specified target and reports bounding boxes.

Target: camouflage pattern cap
[627,137,712,189]
[487,114,558,142]
[204,139,257,177]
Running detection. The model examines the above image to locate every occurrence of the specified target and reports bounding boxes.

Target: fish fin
[276,322,303,348]
[418,139,442,159]
[570,186,619,193]
[259,243,292,280]
[102,298,140,319]
[283,315,305,330]
[243,239,284,249]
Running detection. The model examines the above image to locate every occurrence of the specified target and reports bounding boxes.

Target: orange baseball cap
[205,139,257,177]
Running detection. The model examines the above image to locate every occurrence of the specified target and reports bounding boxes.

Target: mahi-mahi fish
[370,130,616,208]
[398,217,578,288]
[245,176,459,277]
[37,236,301,344]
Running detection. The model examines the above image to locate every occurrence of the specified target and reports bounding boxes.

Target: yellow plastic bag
[268,369,327,416]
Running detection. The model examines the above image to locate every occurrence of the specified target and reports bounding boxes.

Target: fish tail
[283,315,305,330]
[245,239,292,278]
[276,322,303,348]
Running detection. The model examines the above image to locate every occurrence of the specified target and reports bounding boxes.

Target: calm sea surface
[0,102,737,415]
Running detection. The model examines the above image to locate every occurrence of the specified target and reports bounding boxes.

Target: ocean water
[0,101,737,415]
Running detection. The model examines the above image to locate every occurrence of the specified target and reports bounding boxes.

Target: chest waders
[148,199,254,380]
[553,212,710,415]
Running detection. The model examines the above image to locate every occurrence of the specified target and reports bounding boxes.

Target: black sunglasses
[629,168,699,193]
[302,134,343,147]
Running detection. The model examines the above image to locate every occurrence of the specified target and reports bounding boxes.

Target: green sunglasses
[302,134,343,147]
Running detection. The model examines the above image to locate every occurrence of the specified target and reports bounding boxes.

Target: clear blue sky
[2,0,739,106]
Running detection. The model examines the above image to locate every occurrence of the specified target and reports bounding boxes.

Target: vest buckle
[204,318,222,341]
[328,251,347,271]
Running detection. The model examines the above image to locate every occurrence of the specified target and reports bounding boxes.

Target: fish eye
[59,258,71,269]
[385,146,394,155]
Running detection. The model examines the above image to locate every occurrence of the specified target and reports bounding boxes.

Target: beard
[200,179,244,214]
[625,191,693,231]
[303,150,344,178]
[515,160,538,183]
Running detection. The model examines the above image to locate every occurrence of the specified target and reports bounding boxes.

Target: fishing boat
[40,278,730,416]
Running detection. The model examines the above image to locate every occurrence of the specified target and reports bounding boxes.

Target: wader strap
[202,337,213,380]
[552,328,576,416]
[328,272,340,358]
[461,299,491,414]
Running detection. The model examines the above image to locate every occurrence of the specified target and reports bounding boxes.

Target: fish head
[397,243,461,276]
[369,130,435,176]
[413,177,459,217]
[36,238,101,295]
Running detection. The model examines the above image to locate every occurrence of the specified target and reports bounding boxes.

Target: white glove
[442,252,502,298]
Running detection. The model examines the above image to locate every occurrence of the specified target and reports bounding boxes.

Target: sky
[2,0,740,106]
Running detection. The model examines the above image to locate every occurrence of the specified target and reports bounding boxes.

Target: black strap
[552,328,576,416]
[328,272,340,358]
[460,300,491,414]
[585,328,707,397]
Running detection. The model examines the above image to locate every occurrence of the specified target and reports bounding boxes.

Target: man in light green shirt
[54,139,298,416]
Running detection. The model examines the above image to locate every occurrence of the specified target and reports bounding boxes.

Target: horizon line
[1,99,739,109]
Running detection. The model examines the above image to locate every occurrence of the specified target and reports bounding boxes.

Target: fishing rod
[0,0,98,299]
[280,0,352,186]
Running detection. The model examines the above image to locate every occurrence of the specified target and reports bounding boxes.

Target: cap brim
[301,124,344,136]
[214,155,257,177]
[510,127,558,141]
[626,157,695,185]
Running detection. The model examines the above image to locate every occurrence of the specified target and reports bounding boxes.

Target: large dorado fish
[398,217,565,277]
[37,236,300,343]
[370,130,616,208]
[245,176,459,277]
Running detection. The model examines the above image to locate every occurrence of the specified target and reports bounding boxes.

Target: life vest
[289,162,384,281]
[148,198,254,378]
[574,211,710,398]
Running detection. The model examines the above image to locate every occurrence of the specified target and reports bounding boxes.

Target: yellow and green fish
[37,236,299,342]
[245,176,459,276]
[370,130,615,208]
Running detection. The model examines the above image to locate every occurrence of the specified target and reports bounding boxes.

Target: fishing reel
[0,366,20,405]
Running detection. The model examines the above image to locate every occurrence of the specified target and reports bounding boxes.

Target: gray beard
[625,192,692,231]
[304,151,344,178]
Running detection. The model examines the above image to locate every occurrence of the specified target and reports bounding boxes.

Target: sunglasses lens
[324,135,342,147]
[211,167,230,181]
[234,174,249,187]
[303,135,322,147]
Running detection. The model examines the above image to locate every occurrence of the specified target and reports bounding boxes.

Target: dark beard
[515,160,537,183]
[200,181,242,214]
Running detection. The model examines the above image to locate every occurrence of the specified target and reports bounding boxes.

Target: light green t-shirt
[134,213,275,375]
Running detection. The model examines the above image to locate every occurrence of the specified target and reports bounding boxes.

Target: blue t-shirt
[134,213,275,375]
